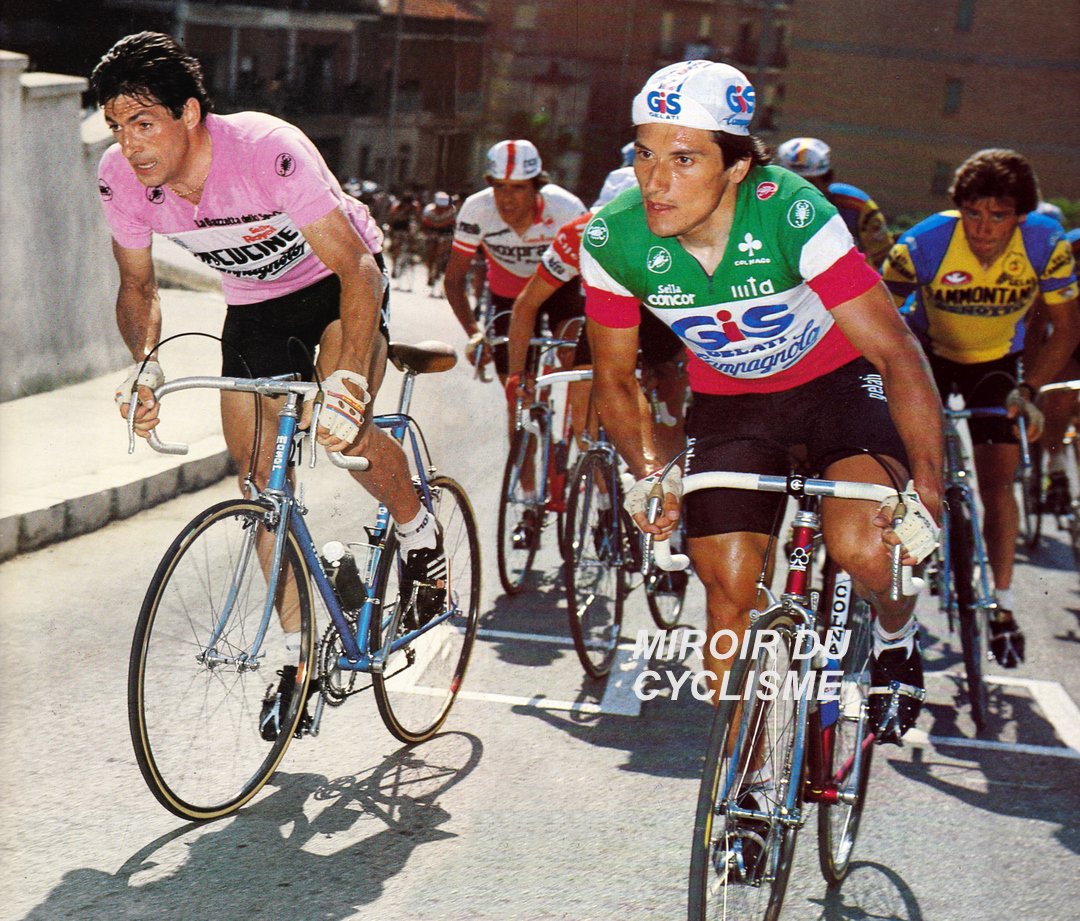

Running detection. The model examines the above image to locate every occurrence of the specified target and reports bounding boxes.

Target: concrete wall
[0,50,128,402]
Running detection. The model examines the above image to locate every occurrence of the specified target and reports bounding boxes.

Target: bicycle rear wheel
[128,500,314,821]
[497,425,544,594]
[947,486,988,731]
[688,608,806,921]
[565,449,625,678]
[373,476,481,743]
[816,563,874,886]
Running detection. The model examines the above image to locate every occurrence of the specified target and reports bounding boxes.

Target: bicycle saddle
[388,340,458,375]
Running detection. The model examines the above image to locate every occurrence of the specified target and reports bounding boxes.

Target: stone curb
[0,450,234,562]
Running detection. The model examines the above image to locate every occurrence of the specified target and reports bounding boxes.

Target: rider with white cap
[775,136,895,269]
[582,59,945,745]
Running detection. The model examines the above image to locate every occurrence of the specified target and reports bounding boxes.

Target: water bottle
[321,540,366,610]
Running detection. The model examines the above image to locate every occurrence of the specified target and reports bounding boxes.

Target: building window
[931,161,953,195]
[512,3,538,30]
[944,78,963,114]
[956,0,975,31]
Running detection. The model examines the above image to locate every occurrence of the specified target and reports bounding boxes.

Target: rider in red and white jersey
[442,139,586,379]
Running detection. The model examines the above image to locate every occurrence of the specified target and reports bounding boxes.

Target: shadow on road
[18,732,483,921]
[807,860,924,920]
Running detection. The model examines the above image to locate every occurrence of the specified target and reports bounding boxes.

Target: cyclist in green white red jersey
[775,137,894,270]
[883,150,1079,666]
[581,60,945,745]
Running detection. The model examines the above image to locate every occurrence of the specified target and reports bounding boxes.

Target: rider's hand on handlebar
[115,360,164,439]
[625,466,683,539]
[504,372,535,407]
[1005,386,1045,440]
[466,331,491,370]
[873,479,940,566]
[314,369,371,451]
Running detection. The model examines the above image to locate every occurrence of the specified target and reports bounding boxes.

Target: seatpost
[397,369,419,415]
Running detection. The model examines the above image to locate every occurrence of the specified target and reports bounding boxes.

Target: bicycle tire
[816,562,874,886]
[497,425,544,594]
[688,608,806,921]
[947,485,989,731]
[1019,443,1043,550]
[565,449,625,678]
[372,476,481,743]
[128,500,314,821]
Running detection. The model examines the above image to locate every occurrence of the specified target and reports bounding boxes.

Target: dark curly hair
[91,32,213,120]
[950,149,1040,215]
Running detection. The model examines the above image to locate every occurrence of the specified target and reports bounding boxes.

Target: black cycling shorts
[575,305,685,367]
[220,260,391,378]
[928,352,1019,445]
[682,357,909,538]
[490,278,584,375]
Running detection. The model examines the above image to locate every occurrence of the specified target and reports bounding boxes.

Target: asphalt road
[2,282,1079,921]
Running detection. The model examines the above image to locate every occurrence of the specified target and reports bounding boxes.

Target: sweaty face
[103,94,193,189]
[633,123,736,241]
[489,179,538,229]
[959,196,1021,265]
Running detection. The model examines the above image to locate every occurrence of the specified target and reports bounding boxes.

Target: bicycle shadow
[477,565,573,669]
[18,732,483,921]
[805,861,925,920]
[886,732,1080,860]
[510,656,715,781]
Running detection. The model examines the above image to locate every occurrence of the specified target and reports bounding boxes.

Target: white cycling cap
[486,139,543,181]
[776,137,832,177]
[631,60,755,135]
[1036,201,1064,223]
[434,191,451,206]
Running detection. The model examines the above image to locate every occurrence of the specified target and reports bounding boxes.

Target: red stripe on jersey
[585,287,640,328]
[808,247,880,308]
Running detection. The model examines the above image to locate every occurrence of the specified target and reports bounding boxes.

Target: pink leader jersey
[97,112,383,305]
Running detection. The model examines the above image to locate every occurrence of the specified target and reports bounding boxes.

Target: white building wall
[0,50,127,402]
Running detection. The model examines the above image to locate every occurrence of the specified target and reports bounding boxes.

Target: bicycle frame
[140,372,458,678]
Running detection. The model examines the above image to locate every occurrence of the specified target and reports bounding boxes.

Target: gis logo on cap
[646,90,682,117]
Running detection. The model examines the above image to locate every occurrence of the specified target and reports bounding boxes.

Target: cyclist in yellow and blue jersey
[776,137,894,269]
[882,148,1079,668]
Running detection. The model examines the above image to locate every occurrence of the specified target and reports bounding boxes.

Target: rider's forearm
[443,268,480,337]
[1024,301,1080,390]
[335,256,384,371]
[116,279,162,361]
[593,373,661,479]
[880,348,945,512]
[507,275,558,377]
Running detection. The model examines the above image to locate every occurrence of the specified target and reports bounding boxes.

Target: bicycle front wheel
[689,608,806,921]
[817,563,875,886]
[948,486,988,731]
[497,425,544,594]
[565,449,625,678]
[128,500,314,821]
[373,476,481,743]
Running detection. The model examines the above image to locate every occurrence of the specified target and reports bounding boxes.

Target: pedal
[869,679,926,746]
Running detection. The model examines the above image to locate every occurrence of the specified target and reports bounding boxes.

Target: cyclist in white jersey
[581,60,945,745]
[442,139,586,380]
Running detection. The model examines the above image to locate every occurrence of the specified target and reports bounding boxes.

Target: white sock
[995,588,1015,613]
[873,617,918,657]
[396,507,438,553]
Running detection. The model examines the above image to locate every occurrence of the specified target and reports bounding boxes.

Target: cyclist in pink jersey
[442,139,586,380]
[92,34,446,736]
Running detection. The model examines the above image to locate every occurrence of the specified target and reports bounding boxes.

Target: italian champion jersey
[452,184,586,298]
[98,112,384,305]
[581,166,880,395]
[536,211,593,288]
[882,211,1078,364]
